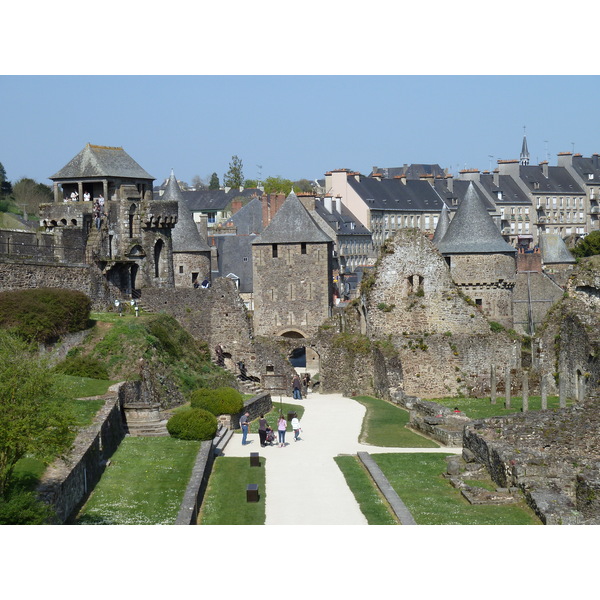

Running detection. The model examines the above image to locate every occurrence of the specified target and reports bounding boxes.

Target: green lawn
[335,455,397,525]
[58,374,116,398]
[371,453,540,525]
[432,395,571,420]
[199,456,266,525]
[75,437,200,524]
[351,396,439,447]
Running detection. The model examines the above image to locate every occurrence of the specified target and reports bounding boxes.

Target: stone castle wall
[363,230,520,398]
[252,241,333,337]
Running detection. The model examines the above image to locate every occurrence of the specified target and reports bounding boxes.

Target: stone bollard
[559,374,566,408]
[522,371,529,412]
[490,365,497,405]
[541,374,548,410]
[505,366,511,410]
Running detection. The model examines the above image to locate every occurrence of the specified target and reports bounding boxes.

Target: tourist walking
[240,411,250,445]
[292,374,302,400]
[291,413,301,441]
[277,414,287,447]
[258,414,268,447]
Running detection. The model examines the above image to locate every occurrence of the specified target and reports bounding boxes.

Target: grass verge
[372,453,540,525]
[334,455,397,525]
[75,437,201,524]
[351,396,439,447]
[198,456,266,525]
[432,395,570,419]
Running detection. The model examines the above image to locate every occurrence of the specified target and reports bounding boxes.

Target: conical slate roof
[165,170,211,253]
[539,233,576,264]
[252,191,333,245]
[432,202,450,245]
[436,182,515,255]
[50,144,154,180]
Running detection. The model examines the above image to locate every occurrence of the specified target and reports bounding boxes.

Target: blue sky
[2,75,600,189]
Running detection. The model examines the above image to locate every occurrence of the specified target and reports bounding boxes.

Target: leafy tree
[0,331,75,498]
[12,178,53,217]
[244,179,258,188]
[572,231,600,258]
[209,172,220,190]
[0,162,11,198]
[293,179,314,193]
[223,155,244,189]
[263,176,294,196]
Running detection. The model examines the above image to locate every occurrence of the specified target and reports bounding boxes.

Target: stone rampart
[37,385,126,523]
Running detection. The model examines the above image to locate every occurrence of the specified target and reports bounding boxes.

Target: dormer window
[533,182,540,190]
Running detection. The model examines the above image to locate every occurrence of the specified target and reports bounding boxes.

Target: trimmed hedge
[167,408,217,441]
[0,288,91,344]
[189,386,244,416]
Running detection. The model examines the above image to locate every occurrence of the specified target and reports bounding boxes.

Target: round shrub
[189,386,244,416]
[167,408,217,441]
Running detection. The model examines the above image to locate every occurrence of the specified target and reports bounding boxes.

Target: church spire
[520,127,530,166]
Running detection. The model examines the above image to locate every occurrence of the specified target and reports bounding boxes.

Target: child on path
[291,413,301,441]
[277,414,287,447]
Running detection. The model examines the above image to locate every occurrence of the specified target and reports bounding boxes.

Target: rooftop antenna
[571,142,575,154]
[256,164,263,186]
[544,140,549,162]
[488,155,494,171]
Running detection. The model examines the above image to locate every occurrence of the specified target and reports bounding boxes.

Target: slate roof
[225,197,264,235]
[181,188,262,212]
[347,176,446,212]
[50,144,154,180]
[370,164,446,179]
[539,234,577,264]
[432,178,496,212]
[478,173,532,205]
[313,200,371,237]
[436,183,516,255]
[519,165,585,195]
[211,234,256,293]
[252,191,333,245]
[570,155,600,183]
[432,202,450,244]
[163,170,211,253]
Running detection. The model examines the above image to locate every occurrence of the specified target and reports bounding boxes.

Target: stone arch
[275,328,308,339]
[406,273,424,296]
[70,219,78,226]
[129,203,137,239]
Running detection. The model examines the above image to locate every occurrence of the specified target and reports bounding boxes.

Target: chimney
[299,195,316,212]
[198,214,208,241]
[445,174,453,193]
[493,169,500,187]
[593,153,599,169]
[324,196,333,213]
[231,199,243,214]
[540,161,549,178]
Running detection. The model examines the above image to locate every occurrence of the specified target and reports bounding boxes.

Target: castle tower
[163,169,212,287]
[437,182,517,327]
[432,201,450,245]
[251,191,334,337]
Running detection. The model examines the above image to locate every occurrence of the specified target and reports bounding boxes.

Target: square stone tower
[251,191,334,337]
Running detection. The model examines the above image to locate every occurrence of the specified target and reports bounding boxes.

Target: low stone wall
[37,384,126,523]
[463,399,600,524]
[405,399,470,447]
[175,440,215,525]
[230,391,273,430]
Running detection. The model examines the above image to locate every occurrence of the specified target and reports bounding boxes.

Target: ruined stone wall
[463,398,600,524]
[173,252,211,288]
[141,278,258,373]
[449,253,516,328]
[363,230,519,398]
[252,241,332,337]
